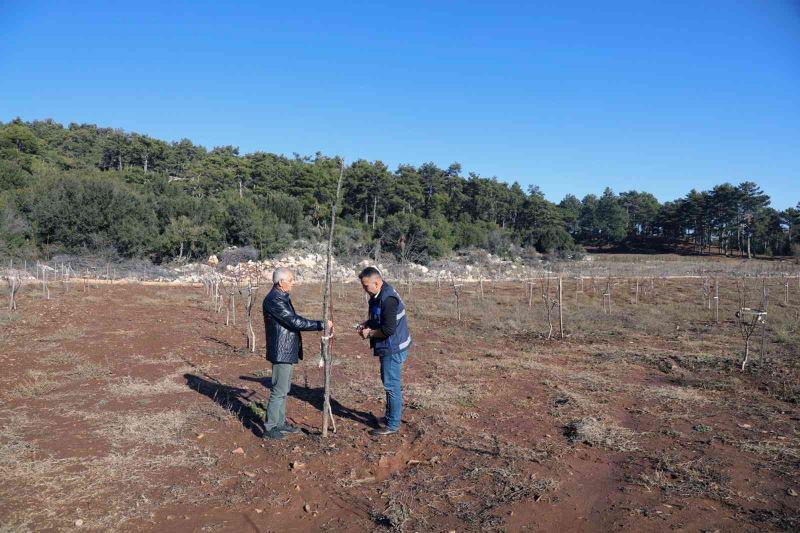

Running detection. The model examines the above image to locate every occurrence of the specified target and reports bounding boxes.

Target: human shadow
[240,375,380,430]
[184,373,264,437]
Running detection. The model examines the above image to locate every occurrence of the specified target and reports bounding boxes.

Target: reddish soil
[0,277,798,532]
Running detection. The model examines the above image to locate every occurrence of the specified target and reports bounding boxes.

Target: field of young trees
[1,253,798,531]
[1,117,799,532]
[1,118,797,267]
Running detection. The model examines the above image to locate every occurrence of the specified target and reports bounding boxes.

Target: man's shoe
[369,427,398,436]
[263,427,286,440]
[278,423,302,434]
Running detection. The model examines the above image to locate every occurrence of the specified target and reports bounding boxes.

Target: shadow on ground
[241,375,380,430]
[184,373,264,437]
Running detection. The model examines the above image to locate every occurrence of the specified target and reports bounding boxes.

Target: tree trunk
[747,233,752,259]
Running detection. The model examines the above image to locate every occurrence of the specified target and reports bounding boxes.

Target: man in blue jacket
[262,267,333,440]
[357,267,411,436]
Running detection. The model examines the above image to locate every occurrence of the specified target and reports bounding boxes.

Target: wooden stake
[558,275,564,339]
[321,158,345,438]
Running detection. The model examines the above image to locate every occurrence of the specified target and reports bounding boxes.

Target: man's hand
[359,327,371,340]
[326,320,335,336]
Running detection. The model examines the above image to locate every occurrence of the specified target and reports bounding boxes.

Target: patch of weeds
[405,381,483,413]
[637,454,733,501]
[660,428,683,439]
[0,309,20,327]
[39,351,81,366]
[692,424,712,433]
[111,376,185,397]
[648,385,707,403]
[456,464,560,529]
[370,499,410,531]
[248,400,266,419]
[737,439,800,471]
[548,390,592,418]
[39,325,83,342]
[455,396,478,408]
[564,416,640,452]
[66,362,106,380]
[107,409,195,447]
[10,371,57,399]
[407,399,425,410]
[0,442,210,531]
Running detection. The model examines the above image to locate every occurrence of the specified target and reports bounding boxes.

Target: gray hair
[273,267,292,284]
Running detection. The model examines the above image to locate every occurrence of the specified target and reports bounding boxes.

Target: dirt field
[1,269,799,532]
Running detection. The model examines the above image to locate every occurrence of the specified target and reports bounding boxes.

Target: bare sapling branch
[321,157,345,438]
[735,278,767,371]
[450,275,463,322]
[241,274,260,353]
[5,269,21,310]
[541,271,558,340]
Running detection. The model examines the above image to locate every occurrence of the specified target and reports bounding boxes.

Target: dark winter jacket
[263,286,322,364]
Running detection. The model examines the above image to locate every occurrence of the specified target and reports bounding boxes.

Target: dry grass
[405,380,484,411]
[737,439,800,471]
[110,375,186,397]
[637,454,734,501]
[565,416,640,451]
[548,389,595,419]
[106,409,195,447]
[65,361,106,380]
[646,384,708,403]
[38,324,83,342]
[0,308,19,327]
[39,351,81,366]
[9,370,58,399]
[0,439,212,530]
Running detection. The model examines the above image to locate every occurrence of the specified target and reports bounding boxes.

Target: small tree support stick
[321,158,345,438]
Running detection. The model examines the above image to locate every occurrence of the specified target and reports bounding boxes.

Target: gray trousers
[265,363,294,431]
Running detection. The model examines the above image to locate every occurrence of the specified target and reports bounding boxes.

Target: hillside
[0,118,796,264]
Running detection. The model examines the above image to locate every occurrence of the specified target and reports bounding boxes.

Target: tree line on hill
[1,118,797,264]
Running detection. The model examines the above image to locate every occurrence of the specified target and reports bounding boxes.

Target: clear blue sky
[1,0,798,209]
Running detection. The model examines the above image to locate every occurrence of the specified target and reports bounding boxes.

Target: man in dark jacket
[357,267,411,436]
[262,267,333,440]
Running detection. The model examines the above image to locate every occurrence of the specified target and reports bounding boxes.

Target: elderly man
[356,267,411,436]
[262,267,333,440]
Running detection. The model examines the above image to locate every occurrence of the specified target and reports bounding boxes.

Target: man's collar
[371,283,385,300]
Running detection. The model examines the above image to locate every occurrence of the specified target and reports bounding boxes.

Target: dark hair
[358,266,382,280]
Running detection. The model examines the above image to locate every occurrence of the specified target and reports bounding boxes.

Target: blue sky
[1,0,798,209]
